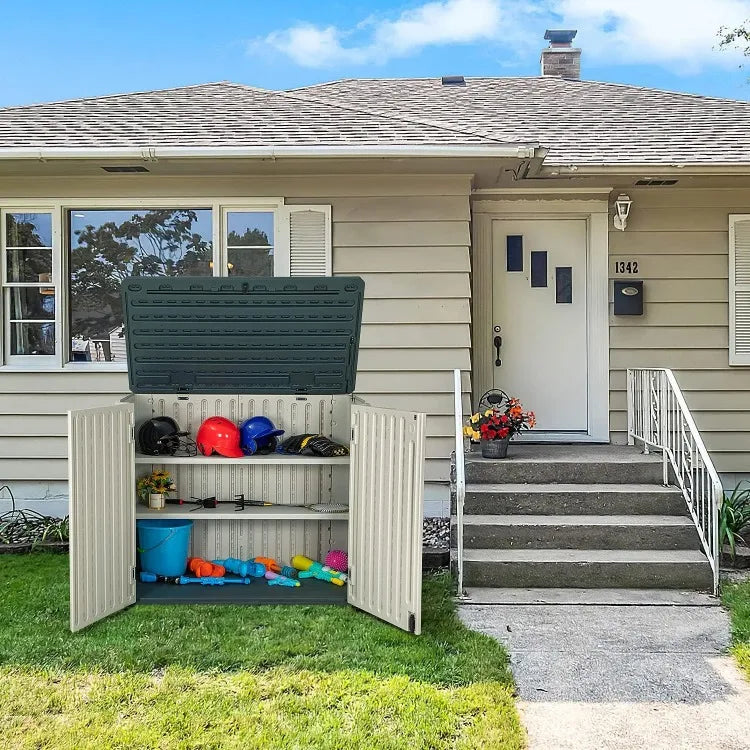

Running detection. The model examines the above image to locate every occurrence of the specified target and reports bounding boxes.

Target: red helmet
[196,417,243,458]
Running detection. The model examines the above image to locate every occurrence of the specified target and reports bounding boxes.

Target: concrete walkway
[460,603,750,750]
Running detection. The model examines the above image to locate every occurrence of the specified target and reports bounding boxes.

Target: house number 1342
[614,261,639,274]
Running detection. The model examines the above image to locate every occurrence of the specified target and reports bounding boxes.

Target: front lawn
[722,579,750,679]
[0,554,523,749]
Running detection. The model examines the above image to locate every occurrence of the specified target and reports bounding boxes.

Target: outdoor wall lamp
[613,194,633,231]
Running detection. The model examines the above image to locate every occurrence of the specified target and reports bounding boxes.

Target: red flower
[500,415,509,424]
[486,428,497,440]
[499,427,509,439]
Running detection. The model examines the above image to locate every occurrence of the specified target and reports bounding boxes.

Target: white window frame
[1,206,62,367]
[0,197,285,371]
[220,204,282,277]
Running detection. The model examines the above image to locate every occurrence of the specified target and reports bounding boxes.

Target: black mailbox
[613,280,644,315]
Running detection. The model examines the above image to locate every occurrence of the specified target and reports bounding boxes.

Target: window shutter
[285,205,332,277]
[730,215,750,365]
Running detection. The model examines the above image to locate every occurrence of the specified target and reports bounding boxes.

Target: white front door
[492,219,588,433]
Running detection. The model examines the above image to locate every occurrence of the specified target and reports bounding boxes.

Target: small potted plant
[464,397,535,459]
[137,470,177,510]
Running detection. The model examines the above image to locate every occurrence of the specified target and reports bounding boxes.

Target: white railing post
[626,369,635,446]
[452,369,466,599]
[626,367,721,595]
[659,370,669,486]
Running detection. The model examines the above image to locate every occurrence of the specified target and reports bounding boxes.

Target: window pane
[227,247,273,276]
[69,208,212,362]
[227,212,273,247]
[7,213,52,247]
[5,248,52,282]
[10,322,55,355]
[9,288,55,320]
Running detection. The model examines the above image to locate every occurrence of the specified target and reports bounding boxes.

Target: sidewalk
[460,602,750,750]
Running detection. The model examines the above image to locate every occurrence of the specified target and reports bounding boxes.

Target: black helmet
[138,417,196,456]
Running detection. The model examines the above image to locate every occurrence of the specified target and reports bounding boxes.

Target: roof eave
[0,144,544,160]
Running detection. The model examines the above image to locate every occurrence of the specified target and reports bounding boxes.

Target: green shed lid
[121,276,364,394]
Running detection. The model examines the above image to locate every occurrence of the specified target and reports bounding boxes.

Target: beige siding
[0,174,472,486]
[609,187,750,474]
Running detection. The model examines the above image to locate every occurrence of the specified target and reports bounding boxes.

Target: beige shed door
[348,404,425,634]
[492,219,588,432]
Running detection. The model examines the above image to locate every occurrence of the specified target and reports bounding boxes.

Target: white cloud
[254,0,750,71]
[256,0,503,68]
[555,0,750,72]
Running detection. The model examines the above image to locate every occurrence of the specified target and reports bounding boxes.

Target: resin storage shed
[68,276,425,633]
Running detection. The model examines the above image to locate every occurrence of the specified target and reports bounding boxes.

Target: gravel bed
[423,517,449,549]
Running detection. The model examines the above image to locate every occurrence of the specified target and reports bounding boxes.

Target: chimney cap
[544,29,577,46]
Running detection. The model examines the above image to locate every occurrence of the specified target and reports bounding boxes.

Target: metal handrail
[452,368,466,597]
[627,368,722,594]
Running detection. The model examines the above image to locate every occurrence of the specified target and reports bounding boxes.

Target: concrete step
[455,483,687,516]
[464,445,663,485]
[460,587,719,606]
[463,549,713,591]
[456,514,699,551]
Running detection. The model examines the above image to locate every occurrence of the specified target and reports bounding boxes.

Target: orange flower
[509,405,522,419]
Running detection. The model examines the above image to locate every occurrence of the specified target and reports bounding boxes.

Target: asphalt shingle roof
[0,77,748,165]
[294,77,750,166]
[0,82,505,149]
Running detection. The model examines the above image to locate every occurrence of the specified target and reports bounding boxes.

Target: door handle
[493,335,502,367]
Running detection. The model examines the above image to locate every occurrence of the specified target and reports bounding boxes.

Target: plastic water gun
[213,558,266,578]
[254,556,298,580]
[292,555,347,586]
[140,571,251,585]
[265,570,300,587]
[188,557,225,577]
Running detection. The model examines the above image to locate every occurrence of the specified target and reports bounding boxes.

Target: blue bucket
[136,519,193,577]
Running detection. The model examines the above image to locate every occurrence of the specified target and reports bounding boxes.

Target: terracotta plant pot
[481,437,510,459]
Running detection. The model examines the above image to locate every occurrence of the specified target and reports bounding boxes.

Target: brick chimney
[540,29,581,79]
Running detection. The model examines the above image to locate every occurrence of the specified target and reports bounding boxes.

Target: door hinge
[408,612,416,634]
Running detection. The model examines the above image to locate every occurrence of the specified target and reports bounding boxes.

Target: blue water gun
[139,571,251,585]
[265,570,300,587]
[213,557,266,578]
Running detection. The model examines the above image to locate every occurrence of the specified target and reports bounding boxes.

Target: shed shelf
[135,453,350,466]
[135,505,349,521]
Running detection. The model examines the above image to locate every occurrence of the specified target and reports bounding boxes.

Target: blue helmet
[239,417,284,456]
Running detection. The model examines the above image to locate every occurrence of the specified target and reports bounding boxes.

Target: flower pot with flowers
[464,396,536,458]
[137,470,177,510]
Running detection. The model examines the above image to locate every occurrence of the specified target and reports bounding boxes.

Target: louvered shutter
[730,216,750,365]
[279,205,332,277]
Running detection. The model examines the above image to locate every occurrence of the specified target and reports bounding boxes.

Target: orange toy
[253,556,282,574]
[188,557,225,577]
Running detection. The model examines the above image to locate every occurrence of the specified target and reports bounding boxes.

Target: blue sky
[1,0,748,107]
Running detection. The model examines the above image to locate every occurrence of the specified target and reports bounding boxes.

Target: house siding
[609,187,749,475]
[0,174,472,490]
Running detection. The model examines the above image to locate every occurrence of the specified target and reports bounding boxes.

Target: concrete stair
[452,445,714,598]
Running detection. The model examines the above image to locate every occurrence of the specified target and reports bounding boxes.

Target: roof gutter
[544,163,750,176]
[0,144,543,160]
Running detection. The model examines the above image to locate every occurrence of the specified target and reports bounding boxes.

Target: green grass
[0,554,524,749]
[722,579,750,679]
